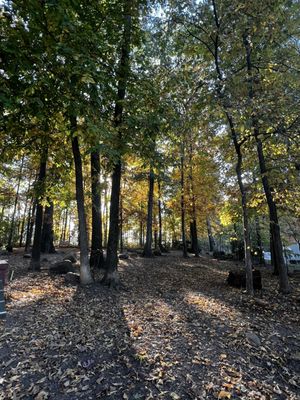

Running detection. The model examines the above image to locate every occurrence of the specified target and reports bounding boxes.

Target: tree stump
[227,269,262,290]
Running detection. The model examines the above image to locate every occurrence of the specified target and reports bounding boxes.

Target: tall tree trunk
[0,206,5,243]
[7,155,24,249]
[19,175,33,247]
[153,202,158,249]
[0,206,5,225]
[68,214,72,244]
[30,152,48,271]
[190,220,199,256]
[158,181,164,251]
[139,220,143,248]
[41,201,55,253]
[104,161,122,285]
[243,33,290,293]
[255,216,265,266]
[90,151,104,269]
[19,210,27,248]
[103,173,109,248]
[188,144,199,257]
[139,202,144,248]
[226,113,254,295]
[119,188,124,253]
[16,204,22,243]
[206,218,216,252]
[59,210,63,243]
[62,209,68,243]
[257,136,289,291]
[24,199,36,253]
[154,227,158,250]
[180,142,188,258]
[70,116,93,285]
[103,0,133,287]
[210,2,253,294]
[143,169,154,257]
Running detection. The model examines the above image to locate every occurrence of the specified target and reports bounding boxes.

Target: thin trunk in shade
[90,151,104,269]
[180,142,188,258]
[30,151,48,271]
[143,169,154,257]
[70,115,93,285]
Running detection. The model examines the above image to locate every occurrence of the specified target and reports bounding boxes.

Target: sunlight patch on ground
[6,276,75,309]
[185,291,238,321]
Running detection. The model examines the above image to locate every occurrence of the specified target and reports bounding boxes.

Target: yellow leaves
[219,211,232,227]
[170,392,180,400]
[217,390,231,399]
[223,383,234,390]
[130,323,143,338]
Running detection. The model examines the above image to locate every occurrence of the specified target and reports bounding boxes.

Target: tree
[103,0,135,287]
[41,200,55,253]
[90,151,104,268]
[143,168,155,257]
[70,116,93,285]
[29,149,48,271]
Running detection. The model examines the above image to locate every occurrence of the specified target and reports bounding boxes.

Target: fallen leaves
[217,390,231,399]
[0,250,299,399]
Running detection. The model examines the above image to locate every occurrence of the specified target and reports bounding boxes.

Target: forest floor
[0,249,300,400]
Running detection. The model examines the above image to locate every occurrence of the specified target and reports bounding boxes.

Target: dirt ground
[0,249,299,400]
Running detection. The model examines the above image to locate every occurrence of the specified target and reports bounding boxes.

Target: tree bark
[103,173,109,248]
[188,144,199,257]
[180,142,188,258]
[143,169,154,257]
[104,161,122,286]
[24,199,36,253]
[90,150,104,268]
[158,181,163,251]
[225,112,254,295]
[102,0,132,287]
[190,220,199,256]
[243,32,290,293]
[19,173,33,247]
[62,209,68,243]
[7,155,24,249]
[70,115,93,285]
[257,135,289,292]
[119,188,124,253]
[139,202,144,248]
[29,152,47,271]
[41,201,55,253]
[206,217,216,252]
[255,216,265,266]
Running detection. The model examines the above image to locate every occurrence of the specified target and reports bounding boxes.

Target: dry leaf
[35,390,49,400]
[218,391,231,399]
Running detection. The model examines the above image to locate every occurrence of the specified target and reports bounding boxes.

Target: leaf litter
[0,250,299,399]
